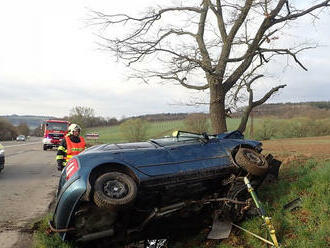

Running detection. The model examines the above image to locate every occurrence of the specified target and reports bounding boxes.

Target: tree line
[66,107,204,130]
[0,118,30,140]
[64,106,119,129]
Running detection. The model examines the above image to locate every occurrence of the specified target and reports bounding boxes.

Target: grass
[166,159,330,248]
[218,159,330,248]
[84,120,185,144]
[32,215,75,248]
[84,118,245,145]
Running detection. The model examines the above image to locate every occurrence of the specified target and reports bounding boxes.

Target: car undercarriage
[51,154,281,247]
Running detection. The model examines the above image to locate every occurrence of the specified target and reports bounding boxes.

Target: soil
[262,135,330,161]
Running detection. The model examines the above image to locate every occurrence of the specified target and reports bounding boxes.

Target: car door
[118,142,181,176]
[165,138,232,177]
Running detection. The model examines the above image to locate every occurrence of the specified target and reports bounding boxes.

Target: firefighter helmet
[68,124,81,135]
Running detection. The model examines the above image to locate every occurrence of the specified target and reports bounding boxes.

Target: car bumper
[43,138,62,145]
[53,176,87,240]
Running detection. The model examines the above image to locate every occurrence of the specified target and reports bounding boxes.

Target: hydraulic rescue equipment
[233,177,280,248]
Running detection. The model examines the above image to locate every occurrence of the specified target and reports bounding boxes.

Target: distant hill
[133,102,330,120]
[0,115,59,129]
[233,101,330,118]
[129,113,189,122]
[2,101,329,130]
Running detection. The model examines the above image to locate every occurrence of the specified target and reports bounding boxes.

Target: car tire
[235,148,268,176]
[93,172,137,210]
[43,145,47,151]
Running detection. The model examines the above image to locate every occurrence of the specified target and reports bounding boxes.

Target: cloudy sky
[0,0,329,119]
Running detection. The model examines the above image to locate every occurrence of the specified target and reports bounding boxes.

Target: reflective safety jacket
[64,136,86,161]
[56,135,85,167]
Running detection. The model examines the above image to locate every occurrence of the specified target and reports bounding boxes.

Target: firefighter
[56,124,86,171]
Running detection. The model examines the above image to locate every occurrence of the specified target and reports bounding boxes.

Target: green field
[85,120,183,144]
[85,118,243,144]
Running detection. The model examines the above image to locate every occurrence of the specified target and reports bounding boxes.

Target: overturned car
[51,130,280,246]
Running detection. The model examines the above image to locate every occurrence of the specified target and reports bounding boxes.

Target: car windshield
[150,131,215,147]
[46,122,68,131]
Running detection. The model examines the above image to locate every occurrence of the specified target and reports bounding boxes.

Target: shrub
[252,117,330,140]
[184,113,209,133]
[280,119,303,138]
[313,119,330,136]
[119,118,149,142]
[253,119,278,140]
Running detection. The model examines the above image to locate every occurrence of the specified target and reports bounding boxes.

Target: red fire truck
[42,120,70,150]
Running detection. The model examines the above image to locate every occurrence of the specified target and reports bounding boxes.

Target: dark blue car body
[52,131,276,244]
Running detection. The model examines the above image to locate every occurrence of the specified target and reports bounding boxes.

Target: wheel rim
[244,151,263,166]
[103,179,128,199]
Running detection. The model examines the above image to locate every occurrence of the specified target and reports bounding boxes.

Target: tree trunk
[209,79,227,134]
[237,106,252,133]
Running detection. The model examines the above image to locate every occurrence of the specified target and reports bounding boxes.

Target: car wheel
[224,181,250,222]
[235,148,268,176]
[43,145,47,151]
[93,172,137,210]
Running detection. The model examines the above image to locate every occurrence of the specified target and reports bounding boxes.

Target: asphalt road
[0,137,60,248]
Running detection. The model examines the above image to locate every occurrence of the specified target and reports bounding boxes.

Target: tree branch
[158,75,209,90]
[125,29,196,65]
[259,47,316,71]
[246,75,265,106]
[195,1,212,70]
[253,84,287,107]
[209,0,228,41]
[214,0,253,82]
[227,0,253,44]
[223,0,291,92]
[274,1,330,24]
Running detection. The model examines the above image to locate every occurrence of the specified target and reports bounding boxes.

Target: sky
[0,0,329,119]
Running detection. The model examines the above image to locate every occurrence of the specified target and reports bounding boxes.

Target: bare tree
[92,0,330,133]
[69,106,96,129]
